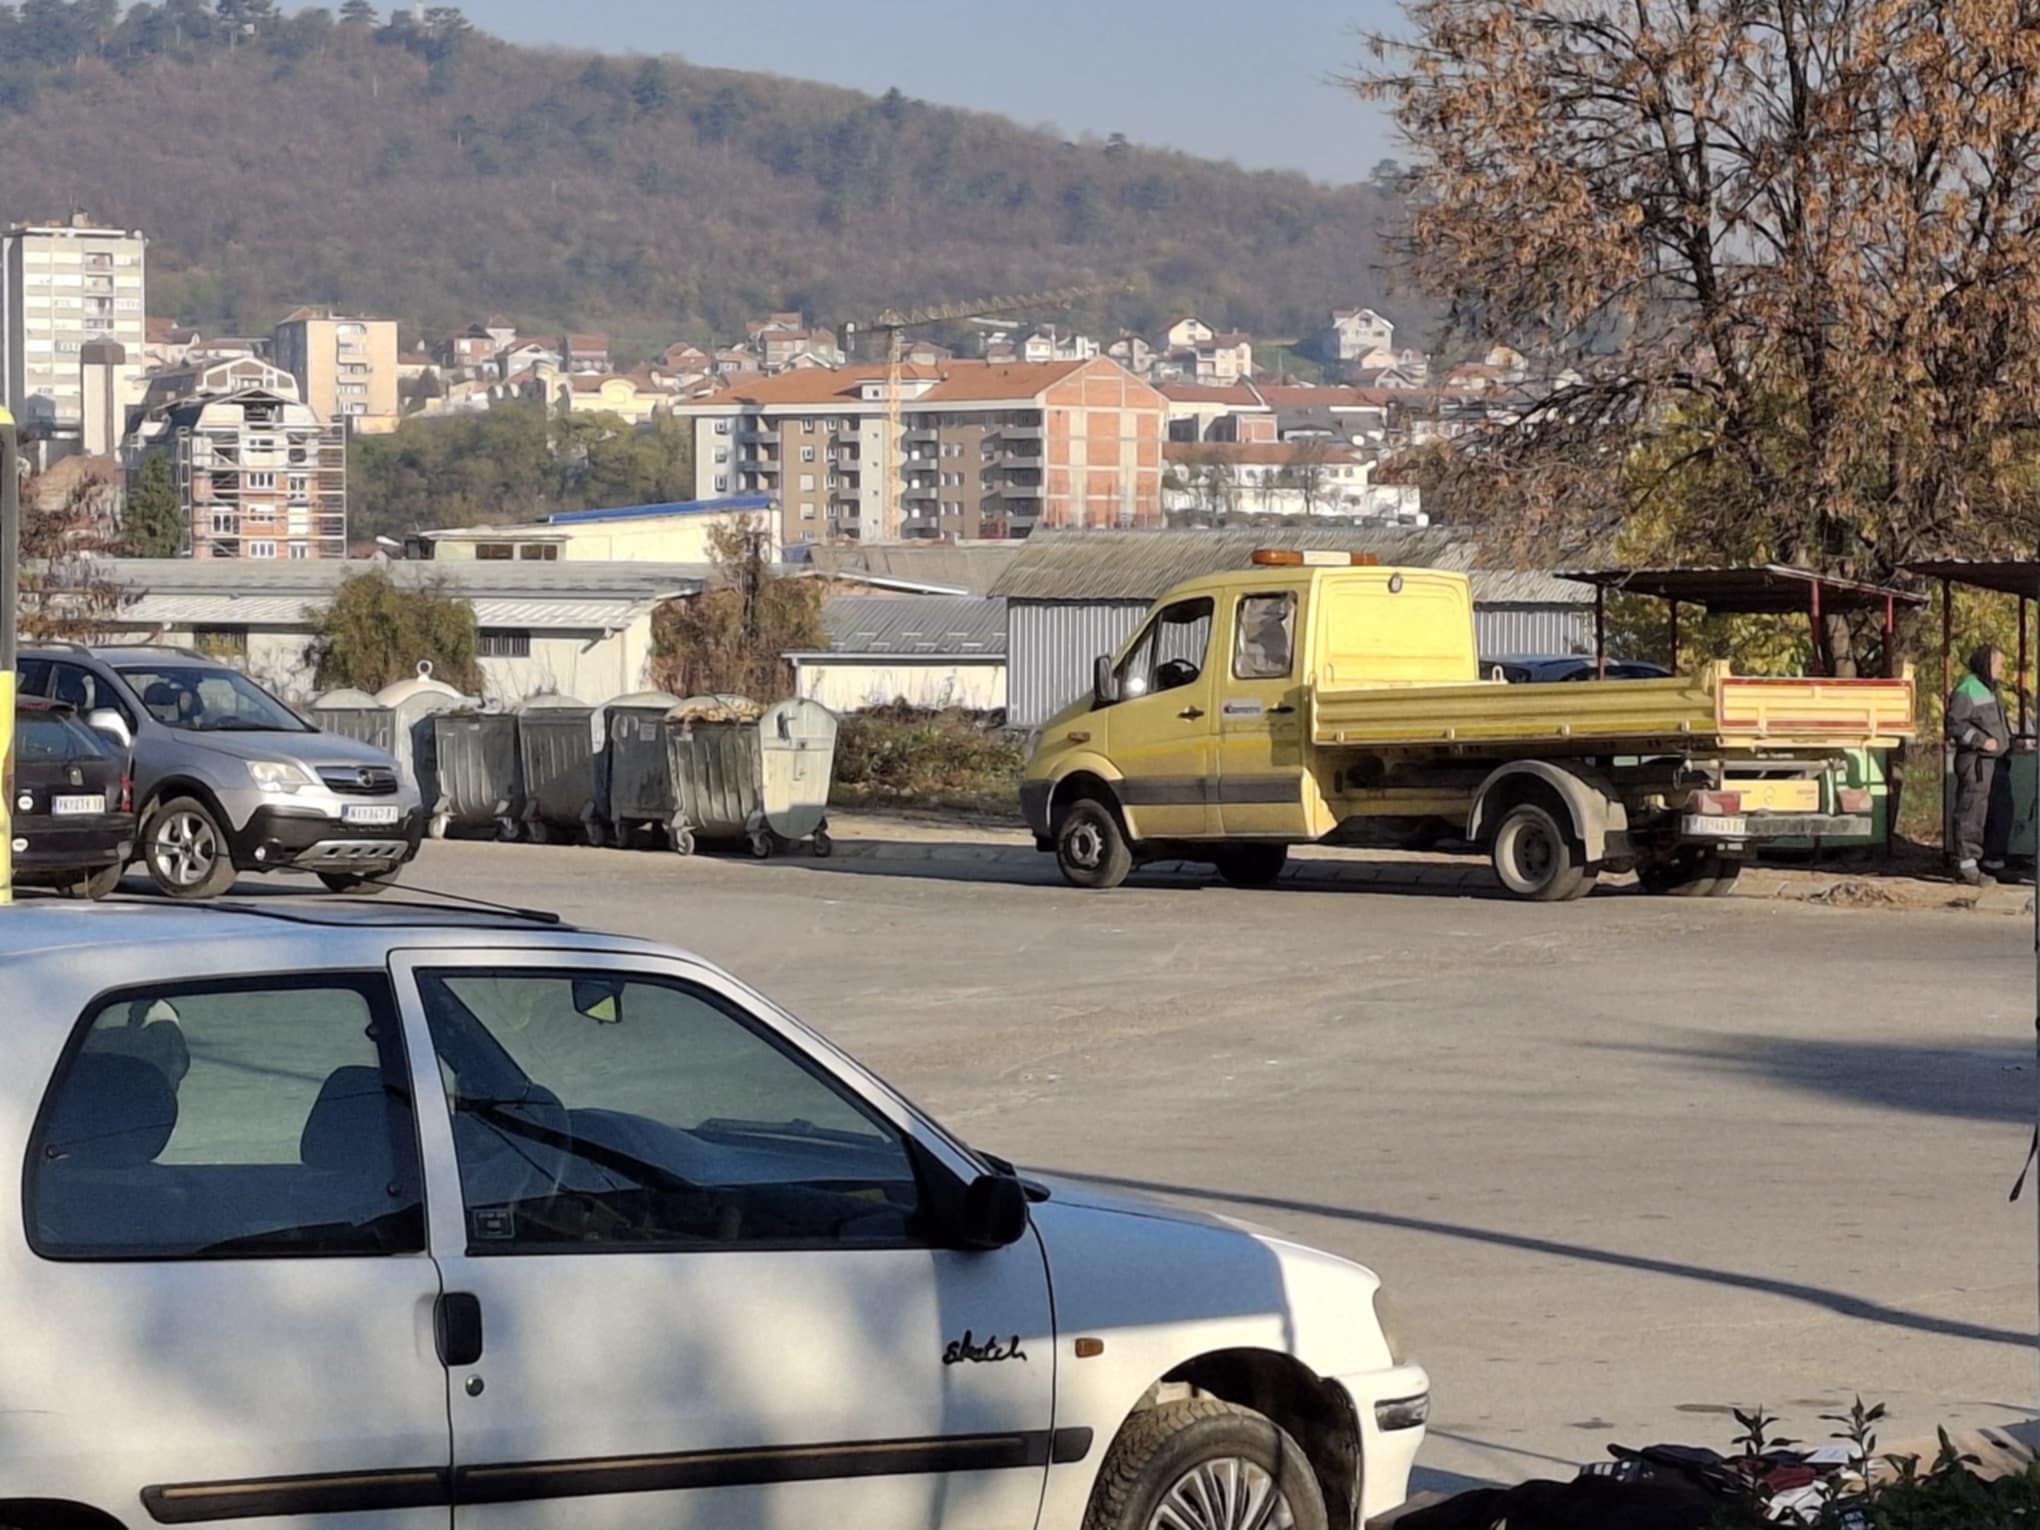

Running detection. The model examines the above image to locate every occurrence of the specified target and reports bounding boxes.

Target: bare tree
[1363,0,2040,668]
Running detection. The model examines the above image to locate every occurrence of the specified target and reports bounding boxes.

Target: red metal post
[1595,586,1606,679]
[1668,600,1680,674]
[2021,596,2030,735]
[1943,578,1954,862]
[1883,595,1896,679]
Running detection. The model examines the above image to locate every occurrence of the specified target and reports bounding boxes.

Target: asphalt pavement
[284,831,2040,1497]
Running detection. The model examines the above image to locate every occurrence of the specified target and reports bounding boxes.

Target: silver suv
[17,645,423,898]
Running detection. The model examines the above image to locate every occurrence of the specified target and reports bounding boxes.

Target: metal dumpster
[516,693,607,845]
[664,695,837,857]
[309,688,395,755]
[373,668,472,833]
[430,711,523,840]
[603,690,682,848]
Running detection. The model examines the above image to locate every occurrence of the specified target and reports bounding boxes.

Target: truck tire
[1082,1398,1328,1530]
[1057,797,1133,890]
[1491,801,1595,902]
[1215,845,1288,888]
[1706,860,1743,896]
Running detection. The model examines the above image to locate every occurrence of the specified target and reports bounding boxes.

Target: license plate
[1685,814,1750,838]
[52,794,106,817]
[342,805,403,827]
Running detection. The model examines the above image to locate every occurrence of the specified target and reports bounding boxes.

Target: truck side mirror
[1092,654,1119,708]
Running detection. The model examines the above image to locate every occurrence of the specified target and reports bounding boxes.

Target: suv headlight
[249,760,315,794]
[1372,1285,1408,1365]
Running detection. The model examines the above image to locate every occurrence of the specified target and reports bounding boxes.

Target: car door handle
[1268,704,1296,715]
[436,1292,484,1367]
[1178,707,1205,719]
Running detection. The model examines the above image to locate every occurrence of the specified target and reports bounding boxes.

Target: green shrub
[830,704,1026,815]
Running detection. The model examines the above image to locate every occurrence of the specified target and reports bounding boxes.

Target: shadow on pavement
[1041,1171,2031,1350]
[1584,1035,2034,1125]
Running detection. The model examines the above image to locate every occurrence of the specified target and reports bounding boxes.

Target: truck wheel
[143,796,238,900]
[1215,845,1288,888]
[1706,860,1743,896]
[1082,1398,1328,1530]
[1057,797,1133,890]
[1491,801,1594,902]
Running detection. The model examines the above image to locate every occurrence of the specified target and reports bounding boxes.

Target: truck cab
[1022,551,1912,900]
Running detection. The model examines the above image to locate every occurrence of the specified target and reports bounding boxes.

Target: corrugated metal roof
[1469,571,1593,605]
[798,541,1022,596]
[120,592,656,632]
[798,596,1007,659]
[90,558,712,601]
[987,527,1483,602]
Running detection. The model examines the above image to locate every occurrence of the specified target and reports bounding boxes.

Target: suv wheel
[144,796,237,899]
[1084,1399,1326,1530]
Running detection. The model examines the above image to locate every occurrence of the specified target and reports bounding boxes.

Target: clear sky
[418,0,1405,185]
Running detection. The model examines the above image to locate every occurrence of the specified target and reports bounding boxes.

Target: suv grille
[319,765,399,796]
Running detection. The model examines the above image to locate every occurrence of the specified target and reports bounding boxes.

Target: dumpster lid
[311,688,381,709]
[376,675,469,707]
[515,692,592,711]
[607,690,683,710]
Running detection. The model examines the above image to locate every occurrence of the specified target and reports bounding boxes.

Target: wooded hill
[0,2,1404,361]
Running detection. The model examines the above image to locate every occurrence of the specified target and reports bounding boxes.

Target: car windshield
[117,666,309,733]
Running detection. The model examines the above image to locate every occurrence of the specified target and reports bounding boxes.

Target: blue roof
[546,496,772,526]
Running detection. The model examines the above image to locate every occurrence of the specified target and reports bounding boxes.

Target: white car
[0,901,1429,1530]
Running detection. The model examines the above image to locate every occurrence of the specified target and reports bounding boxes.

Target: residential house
[396,348,436,383]
[1191,332,1254,385]
[499,339,561,378]
[662,342,712,374]
[562,333,611,374]
[139,385,347,560]
[443,323,502,376]
[136,356,302,417]
[747,312,806,342]
[483,315,519,351]
[1164,317,1215,350]
[901,339,954,366]
[552,372,666,424]
[1319,308,1396,363]
[760,327,840,372]
[667,356,1168,546]
[143,317,196,370]
[1106,333,1152,376]
[1160,383,1278,444]
[184,336,270,366]
[271,306,400,430]
[1162,440,1422,522]
[714,346,759,377]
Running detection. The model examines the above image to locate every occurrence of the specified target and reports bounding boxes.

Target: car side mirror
[955,1173,1030,1250]
[1091,654,1119,708]
[86,708,133,749]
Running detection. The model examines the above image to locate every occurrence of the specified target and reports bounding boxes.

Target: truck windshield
[118,666,310,733]
[1117,597,1214,698]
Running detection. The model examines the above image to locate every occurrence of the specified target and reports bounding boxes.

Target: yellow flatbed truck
[1020,551,1915,900]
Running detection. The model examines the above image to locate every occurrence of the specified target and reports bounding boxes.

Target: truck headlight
[249,760,315,794]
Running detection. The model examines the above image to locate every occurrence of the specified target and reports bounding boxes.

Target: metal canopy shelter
[1557,564,1926,679]
[1903,560,2040,737]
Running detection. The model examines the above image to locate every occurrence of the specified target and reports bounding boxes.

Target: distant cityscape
[1,210,1570,559]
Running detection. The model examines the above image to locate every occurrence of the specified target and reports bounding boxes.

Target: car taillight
[1837,788,1872,813]
[1690,790,1743,816]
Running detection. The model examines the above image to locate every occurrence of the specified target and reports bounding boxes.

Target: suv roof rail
[21,639,95,655]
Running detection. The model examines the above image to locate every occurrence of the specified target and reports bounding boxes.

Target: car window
[416,969,923,1253]
[1115,597,1215,700]
[14,712,112,762]
[1233,592,1296,680]
[16,658,50,697]
[117,665,308,733]
[29,977,426,1259]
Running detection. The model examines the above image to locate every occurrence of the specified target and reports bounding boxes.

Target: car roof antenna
[363,883,564,925]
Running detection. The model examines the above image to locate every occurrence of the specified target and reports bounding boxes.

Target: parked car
[0,901,1430,1530]
[17,645,423,899]
[1481,655,1673,684]
[8,697,133,899]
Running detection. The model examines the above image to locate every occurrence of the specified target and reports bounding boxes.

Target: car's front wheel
[1084,1399,1327,1530]
[143,796,237,899]
[1056,796,1134,890]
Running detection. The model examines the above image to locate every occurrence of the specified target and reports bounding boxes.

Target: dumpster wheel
[749,829,774,859]
[672,827,697,857]
[812,829,833,858]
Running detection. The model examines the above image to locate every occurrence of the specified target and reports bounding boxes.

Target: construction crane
[842,281,1132,541]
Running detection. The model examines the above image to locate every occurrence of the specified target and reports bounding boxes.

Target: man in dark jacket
[1949,644,2016,885]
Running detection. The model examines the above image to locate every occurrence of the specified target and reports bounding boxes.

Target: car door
[1101,595,1220,839]
[1218,587,1314,837]
[19,971,452,1530]
[388,947,1057,1530]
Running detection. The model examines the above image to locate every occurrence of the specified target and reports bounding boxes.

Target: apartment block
[272,307,400,428]
[1,214,147,430]
[155,386,347,560]
[671,358,1166,545]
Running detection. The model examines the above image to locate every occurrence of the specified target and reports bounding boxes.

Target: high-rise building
[0,213,147,430]
[271,307,400,429]
[141,386,348,560]
[669,357,1167,546]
